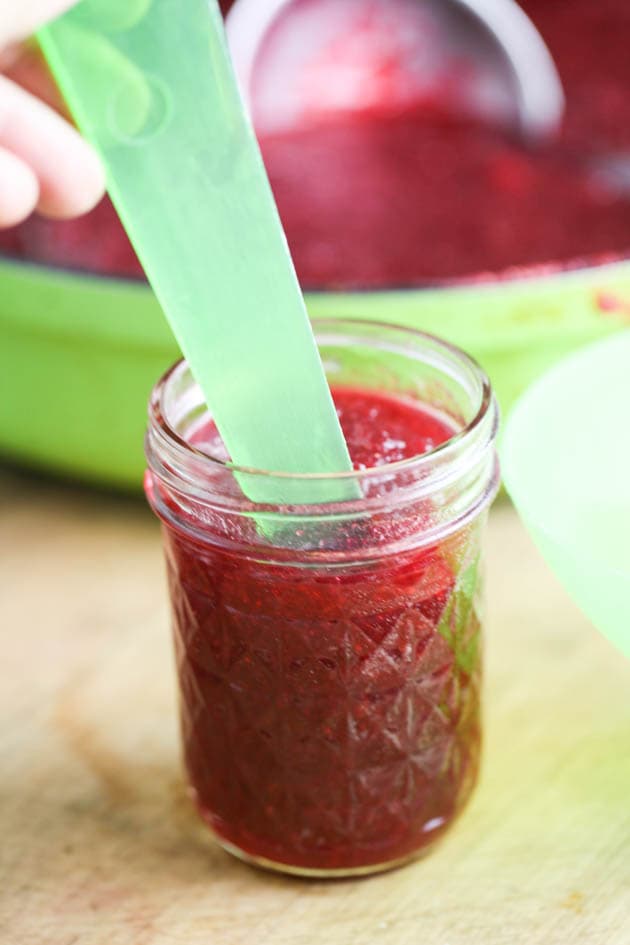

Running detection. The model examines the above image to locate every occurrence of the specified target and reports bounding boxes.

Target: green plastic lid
[502,329,630,659]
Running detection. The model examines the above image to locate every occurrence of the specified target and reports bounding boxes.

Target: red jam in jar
[145,321,499,876]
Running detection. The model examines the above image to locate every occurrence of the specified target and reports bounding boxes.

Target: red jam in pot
[254,0,630,286]
[153,386,485,874]
[2,1,630,283]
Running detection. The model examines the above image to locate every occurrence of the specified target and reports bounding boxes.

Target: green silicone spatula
[501,330,630,659]
[39,0,356,506]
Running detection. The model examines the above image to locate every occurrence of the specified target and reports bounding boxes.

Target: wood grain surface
[0,467,629,945]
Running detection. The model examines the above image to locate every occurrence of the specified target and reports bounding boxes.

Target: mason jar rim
[148,318,497,487]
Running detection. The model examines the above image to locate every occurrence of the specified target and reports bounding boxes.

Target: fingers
[0,2,105,226]
[0,74,105,220]
[0,0,79,47]
[0,145,39,226]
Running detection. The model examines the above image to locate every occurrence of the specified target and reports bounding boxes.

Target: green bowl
[2,255,630,489]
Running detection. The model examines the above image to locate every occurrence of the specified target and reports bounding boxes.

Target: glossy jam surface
[190,385,456,470]
[161,388,483,872]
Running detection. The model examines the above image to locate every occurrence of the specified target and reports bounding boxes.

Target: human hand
[0,0,105,227]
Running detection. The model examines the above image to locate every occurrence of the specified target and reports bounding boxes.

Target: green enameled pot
[2,256,629,488]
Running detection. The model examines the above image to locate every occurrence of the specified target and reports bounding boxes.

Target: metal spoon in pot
[226,0,566,141]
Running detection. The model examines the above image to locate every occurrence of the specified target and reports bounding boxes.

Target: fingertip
[37,138,106,219]
[0,1,81,48]
[0,147,39,228]
[0,77,107,221]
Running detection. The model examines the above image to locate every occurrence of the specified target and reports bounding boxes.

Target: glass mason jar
[145,319,500,878]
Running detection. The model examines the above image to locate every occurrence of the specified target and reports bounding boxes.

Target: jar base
[213,833,438,879]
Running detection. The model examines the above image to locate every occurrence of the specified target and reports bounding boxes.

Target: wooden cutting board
[0,468,629,945]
